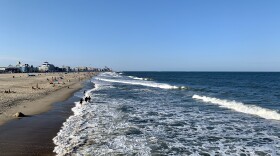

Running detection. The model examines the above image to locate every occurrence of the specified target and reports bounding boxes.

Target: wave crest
[128,76,153,81]
[192,95,280,120]
[96,78,179,89]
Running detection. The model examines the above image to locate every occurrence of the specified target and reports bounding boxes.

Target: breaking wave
[96,78,179,89]
[53,83,151,156]
[53,72,280,155]
[128,76,144,80]
[192,95,280,120]
[128,76,152,81]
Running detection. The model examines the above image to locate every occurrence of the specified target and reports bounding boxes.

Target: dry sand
[0,72,96,125]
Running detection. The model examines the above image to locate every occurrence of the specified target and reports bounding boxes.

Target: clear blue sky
[0,0,279,71]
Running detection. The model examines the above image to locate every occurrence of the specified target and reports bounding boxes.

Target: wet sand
[0,72,95,125]
[0,78,94,155]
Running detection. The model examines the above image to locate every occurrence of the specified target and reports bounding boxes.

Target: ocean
[53,72,280,155]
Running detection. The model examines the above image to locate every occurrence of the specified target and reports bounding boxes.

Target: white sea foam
[128,76,144,80]
[107,72,122,77]
[53,81,151,156]
[53,88,96,155]
[128,76,153,81]
[192,94,280,120]
[97,72,187,89]
[96,78,179,89]
[53,72,280,155]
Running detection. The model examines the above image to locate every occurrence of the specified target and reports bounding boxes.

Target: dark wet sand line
[0,81,93,155]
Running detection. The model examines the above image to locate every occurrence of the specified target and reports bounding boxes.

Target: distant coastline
[0,61,112,73]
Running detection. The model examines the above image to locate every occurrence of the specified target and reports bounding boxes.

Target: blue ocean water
[53,72,280,155]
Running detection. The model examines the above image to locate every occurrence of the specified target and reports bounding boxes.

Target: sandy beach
[0,72,96,125]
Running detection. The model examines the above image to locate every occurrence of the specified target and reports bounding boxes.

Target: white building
[0,67,6,73]
[16,61,30,73]
[38,62,55,72]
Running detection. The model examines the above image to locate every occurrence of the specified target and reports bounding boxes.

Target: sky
[0,0,280,71]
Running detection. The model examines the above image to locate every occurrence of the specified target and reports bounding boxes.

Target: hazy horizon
[1,0,280,71]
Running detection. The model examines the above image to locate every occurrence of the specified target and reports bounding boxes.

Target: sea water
[53,72,280,155]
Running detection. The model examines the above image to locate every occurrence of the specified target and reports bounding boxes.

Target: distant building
[62,65,71,72]
[29,65,38,73]
[0,60,109,74]
[38,61,55,72]
[87,67,98,71]
[6,65,21,73]
[16,61,30,73]
[0,67,6,73]
[73,67,88,72]
[98,66,112,72]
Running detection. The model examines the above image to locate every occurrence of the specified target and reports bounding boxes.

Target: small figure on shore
[5,89,14,93]
[84,90,86,94]
[85,97,88,102]
[80,98,83,104]
[88,96,91,101]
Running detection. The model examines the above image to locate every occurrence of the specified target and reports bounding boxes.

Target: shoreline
[0,81,83,125]
[0,72,97,126]
[0,82,93,155]
[0,73,97,155]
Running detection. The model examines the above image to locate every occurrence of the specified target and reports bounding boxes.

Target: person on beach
[85,97,88,102]
[88,96,91,101]
[80,98,83,104]
[84,90,86,94]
